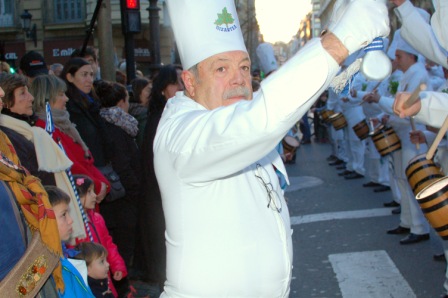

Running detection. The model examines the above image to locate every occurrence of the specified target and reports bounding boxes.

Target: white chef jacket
[154,39,339,297]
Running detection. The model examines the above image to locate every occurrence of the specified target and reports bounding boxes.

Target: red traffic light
[125,0,139,9]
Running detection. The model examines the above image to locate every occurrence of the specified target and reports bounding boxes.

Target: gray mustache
[223,87,251,100]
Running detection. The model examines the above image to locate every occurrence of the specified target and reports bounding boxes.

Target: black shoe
[301,139,311,144]
[344,173,364,179]
[363,181,381,187]
[400,233,429,244]
[433,254,446,262]
[391,207,401,214]
[387,226,410,235]
[336,165,346,170]
[329,159,344,166]
[374,186,391,192]
[383,201,400,207]
[326,155,337,161]
[338,170,353,176]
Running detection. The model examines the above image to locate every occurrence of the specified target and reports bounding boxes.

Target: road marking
[329,251,416,298]
[285,176,323,192]
[290,208,392,225]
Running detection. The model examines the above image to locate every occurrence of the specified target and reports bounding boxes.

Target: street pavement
[285,140,446,298]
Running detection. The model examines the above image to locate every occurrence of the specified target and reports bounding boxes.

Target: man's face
[185,51,253,110]
[394,50,414,72]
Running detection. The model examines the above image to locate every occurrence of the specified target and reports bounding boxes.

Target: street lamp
[20,10,37,47]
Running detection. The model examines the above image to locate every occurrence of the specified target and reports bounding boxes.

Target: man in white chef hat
[256,42,278,78]
[392,0,448,130]
[155,0,389,297]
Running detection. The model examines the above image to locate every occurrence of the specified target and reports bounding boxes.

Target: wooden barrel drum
[282,136,300,162]
[406,154,444,196]
[370,125,401,157]
[328,113,347,130]
[352,119,370,140]
[320,109,334,123]
[416,176,448,240]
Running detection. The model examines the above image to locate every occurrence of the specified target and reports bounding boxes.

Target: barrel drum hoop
[412,174,445,192]
[421,198,448,214]
[407,164,441,178]
[417,183,448,204]
[372,130,395,141]
[435,223,448,232]
[377,141,401,155]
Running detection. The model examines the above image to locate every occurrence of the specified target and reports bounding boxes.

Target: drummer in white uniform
[392,0,448,126]
[364,33,431,244]
[154,0,389,296]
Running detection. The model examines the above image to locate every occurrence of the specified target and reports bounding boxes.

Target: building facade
[0,0,259,76]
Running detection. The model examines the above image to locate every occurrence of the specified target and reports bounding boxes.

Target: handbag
[0,232,60,297]
[98,164,126,202]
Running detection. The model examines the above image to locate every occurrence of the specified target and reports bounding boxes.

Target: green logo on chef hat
[215,7,237,32]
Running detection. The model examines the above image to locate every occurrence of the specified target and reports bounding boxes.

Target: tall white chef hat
[166,0,248,70]
[396,31,420,57]
[256,43,278,76]
[387,30,400,60]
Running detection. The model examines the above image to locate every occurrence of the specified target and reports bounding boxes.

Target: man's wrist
[321,32,349,65]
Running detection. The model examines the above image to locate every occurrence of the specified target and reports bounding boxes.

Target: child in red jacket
[72,174,127,298]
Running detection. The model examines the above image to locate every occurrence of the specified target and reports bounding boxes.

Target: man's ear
[182,70,196,98]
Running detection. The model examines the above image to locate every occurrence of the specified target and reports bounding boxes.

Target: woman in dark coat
[137,65,183,289]
[94,80,143,295]
[129,77,151,148]
[60,58,109,167]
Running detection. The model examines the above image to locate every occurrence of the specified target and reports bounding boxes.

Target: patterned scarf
[100,106,139,137]
[0,130,64,292]
[35,108,90,157]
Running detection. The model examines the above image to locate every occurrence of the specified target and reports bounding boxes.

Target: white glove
[329,0,390,55]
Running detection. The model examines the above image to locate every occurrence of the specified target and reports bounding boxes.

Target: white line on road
[329,250,416,298]
[290,208,393,225]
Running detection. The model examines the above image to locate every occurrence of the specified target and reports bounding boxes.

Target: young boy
[75,242,114,298]
[45,185,95,298]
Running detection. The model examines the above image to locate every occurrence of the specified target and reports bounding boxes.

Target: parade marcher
[390,0,448,128]
[350,39,396,194]
[365,33,431,244]
[339,59,367,180]
[349,71,390,191]
[392,0,447,69]
[156,0,389,296]
[327,87,347,167]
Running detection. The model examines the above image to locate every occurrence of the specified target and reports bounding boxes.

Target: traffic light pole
[124,34,136,84]
[81,0,103,56]
[148,0,161,67]
[120,0,142,84]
